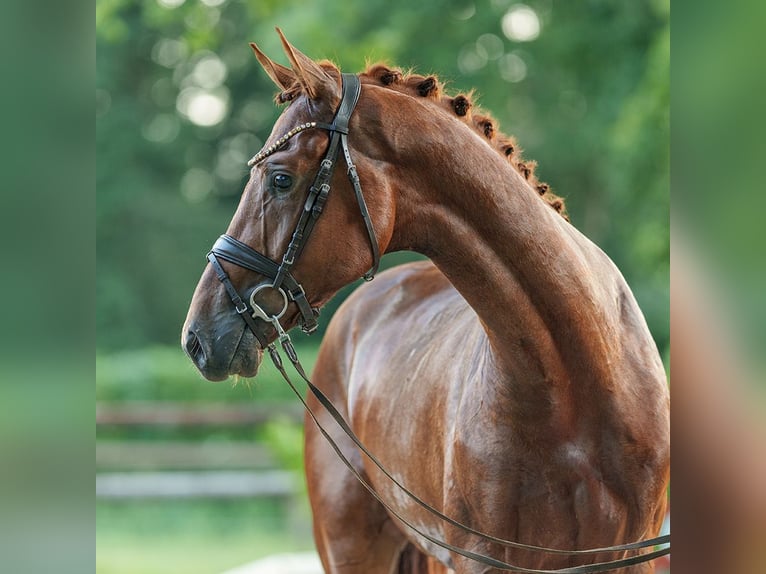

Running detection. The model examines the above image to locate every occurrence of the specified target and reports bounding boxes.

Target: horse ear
[250,42,295,91]
[276,27,338,101]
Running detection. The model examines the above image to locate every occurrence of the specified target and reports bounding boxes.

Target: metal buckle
[287,284,306,302]
[234,300,249,314]
[281,253,295,266]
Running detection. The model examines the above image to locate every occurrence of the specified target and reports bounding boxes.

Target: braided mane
[275,61,568,221]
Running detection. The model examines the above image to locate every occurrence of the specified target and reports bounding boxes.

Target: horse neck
[385,105,633,422]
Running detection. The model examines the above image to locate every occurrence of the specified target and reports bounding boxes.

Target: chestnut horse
[183,31,669,574]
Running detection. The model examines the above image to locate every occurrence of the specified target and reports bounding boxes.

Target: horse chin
[227,332,264,379]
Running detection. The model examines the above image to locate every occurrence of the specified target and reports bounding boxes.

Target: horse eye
[272,173,293,191]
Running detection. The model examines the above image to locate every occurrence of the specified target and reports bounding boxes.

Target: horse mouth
[225,327,264,379]
[184,323,264,382]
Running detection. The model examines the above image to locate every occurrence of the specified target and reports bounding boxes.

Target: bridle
[204,73,670,572]
[206,73,379,342]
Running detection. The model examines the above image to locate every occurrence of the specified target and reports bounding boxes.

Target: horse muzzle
[182,313,265,381]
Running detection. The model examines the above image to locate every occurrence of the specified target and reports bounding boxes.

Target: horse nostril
[185,331,204,362]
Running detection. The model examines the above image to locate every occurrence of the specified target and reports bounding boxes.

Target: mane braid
[361,64,568,221]
[263,61,568,220]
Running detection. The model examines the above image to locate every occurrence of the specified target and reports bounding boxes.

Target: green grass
[96,344,320,572]
[97,499,315,574]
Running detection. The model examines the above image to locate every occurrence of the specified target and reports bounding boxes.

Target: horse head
[182,30,395,381]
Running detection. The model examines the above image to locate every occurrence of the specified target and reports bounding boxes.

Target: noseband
[206,73,379,343]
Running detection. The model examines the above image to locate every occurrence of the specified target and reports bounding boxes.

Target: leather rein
[205,73,670,572]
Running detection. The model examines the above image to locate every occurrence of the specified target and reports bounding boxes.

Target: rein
[270,338,669,573]
[206,73,670,572]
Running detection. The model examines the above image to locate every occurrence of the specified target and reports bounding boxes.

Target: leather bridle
[204,73,670,572]
[207,73,379,341]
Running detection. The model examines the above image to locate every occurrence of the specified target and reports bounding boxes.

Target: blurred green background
[96,1,669,573]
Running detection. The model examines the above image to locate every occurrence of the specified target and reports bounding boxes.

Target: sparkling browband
[248,122,319,166]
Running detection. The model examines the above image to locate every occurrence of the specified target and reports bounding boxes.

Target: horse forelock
[272,60,568,221]
[274,60,341,104]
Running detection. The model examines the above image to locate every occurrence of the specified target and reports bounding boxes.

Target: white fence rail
[96,470,297,499]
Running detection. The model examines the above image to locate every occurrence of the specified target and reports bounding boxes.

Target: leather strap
[210,235,318,334]
[343,133,380,280]
[337,74,380,279]
[272,73,361,287]
[211,234,280,277]
[207,252,271,348]
[268,340,670,573]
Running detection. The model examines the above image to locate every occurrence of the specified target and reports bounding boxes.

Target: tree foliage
[97,0,669,355]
